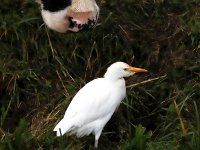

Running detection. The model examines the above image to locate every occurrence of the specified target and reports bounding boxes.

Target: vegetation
[0,0,200,149]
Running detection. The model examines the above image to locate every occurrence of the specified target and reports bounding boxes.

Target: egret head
[104,62,148,79]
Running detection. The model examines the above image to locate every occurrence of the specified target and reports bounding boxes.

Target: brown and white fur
[38,0,99,33]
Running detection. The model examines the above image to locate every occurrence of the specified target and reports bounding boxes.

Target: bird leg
[59,128,63,136]
[94,139,98,149]
[94,129,103,149]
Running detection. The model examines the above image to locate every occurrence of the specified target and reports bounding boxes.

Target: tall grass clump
[0,0,200,149]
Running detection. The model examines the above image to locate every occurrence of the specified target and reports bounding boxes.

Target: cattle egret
[53,62,148,148]
[39,0,99,33]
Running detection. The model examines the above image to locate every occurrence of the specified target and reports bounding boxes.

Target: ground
[0,0,200,150]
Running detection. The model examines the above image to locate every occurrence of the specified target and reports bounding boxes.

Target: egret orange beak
[128,67,148,73]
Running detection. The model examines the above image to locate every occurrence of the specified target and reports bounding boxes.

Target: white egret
[53,62,148,148]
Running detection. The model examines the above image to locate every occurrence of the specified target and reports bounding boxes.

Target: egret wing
[63,78,113,124]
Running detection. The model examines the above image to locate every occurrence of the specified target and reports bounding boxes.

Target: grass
[0,0,200,149]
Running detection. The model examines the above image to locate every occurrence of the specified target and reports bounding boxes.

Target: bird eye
[123,68,128,71]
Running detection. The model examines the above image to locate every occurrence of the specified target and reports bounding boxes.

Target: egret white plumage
[53,62,148,148]
[39,0,99,33]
